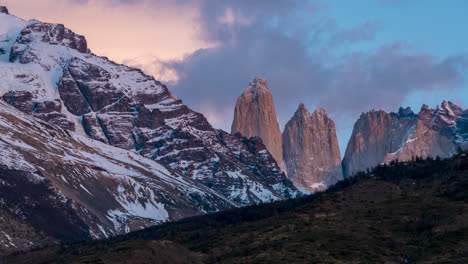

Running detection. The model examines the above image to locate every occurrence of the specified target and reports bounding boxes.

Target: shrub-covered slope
[6,151,468,264]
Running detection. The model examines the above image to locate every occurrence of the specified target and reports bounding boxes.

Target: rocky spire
[231,77,284,170]
[282,104,343,191]
[0,6,8,15]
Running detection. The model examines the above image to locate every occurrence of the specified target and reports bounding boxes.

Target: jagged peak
[417,101,464,119]
[397,106,415,118]
[439,100,464,114]
[246,76,269,94]
[0,6,9,14]
[311,107,334,126]
[441,100,458,107]
[359,109,387,119]
[313,107,328,116]
[438,101,452,114]
[292,103,311,119]
[9,19,89,60]
[418,104,435,120]
[251,76,267,84]
[420,104,431,111]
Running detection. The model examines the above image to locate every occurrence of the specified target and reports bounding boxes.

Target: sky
[3,0,468,154]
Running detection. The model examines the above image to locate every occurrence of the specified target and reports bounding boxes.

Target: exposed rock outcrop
[10,21,87,65]
[231,77,284,170]
[2,90,75,131]
[283,104,343,191]
[343,102,468,177]
[0,6,9,14]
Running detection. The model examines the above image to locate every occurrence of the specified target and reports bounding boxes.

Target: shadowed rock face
[2,91,75,131]
[283,104,343,191]
[0,6,8,14]
[231,77,284,171]
[343,101,468,177]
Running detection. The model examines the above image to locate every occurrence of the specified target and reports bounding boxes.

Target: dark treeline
[333,148,468,191]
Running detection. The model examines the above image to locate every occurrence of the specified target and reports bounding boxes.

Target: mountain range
[232,77,468,191]
[0,6,467,258]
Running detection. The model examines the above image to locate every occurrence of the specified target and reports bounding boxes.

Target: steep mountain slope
[283,104,343,191]
[9,152,468,264]
[0,204,57,257]
[0,10,299,208]
[343,102,468,177]
[0,100,238,254]
[231,77,284,171]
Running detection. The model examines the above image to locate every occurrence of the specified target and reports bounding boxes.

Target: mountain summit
[231,77,284,171]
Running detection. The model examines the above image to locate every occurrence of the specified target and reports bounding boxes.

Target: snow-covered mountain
[0,99,236,254]
[0,8,300,255]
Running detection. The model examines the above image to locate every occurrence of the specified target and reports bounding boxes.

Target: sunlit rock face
[283,104,343,191]
[231,77,285,171]
[343,102,468,177]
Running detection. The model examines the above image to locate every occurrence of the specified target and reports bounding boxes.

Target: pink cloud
[3,0,213,67]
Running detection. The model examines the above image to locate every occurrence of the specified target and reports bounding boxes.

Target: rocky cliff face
[231,77,284,170]
[343,102,468,177]
[283,104,343,191]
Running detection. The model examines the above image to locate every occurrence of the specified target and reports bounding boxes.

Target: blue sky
[324,0,468,106]
[328,0,468,57]
[314,0,468,151]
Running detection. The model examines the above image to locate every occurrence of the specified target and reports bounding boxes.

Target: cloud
[159,0,467,132]
[328,21,379,45]
[122,56,180,84]
[319,43,468,115]
[4,0,212,62]
[3,0,467,152]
